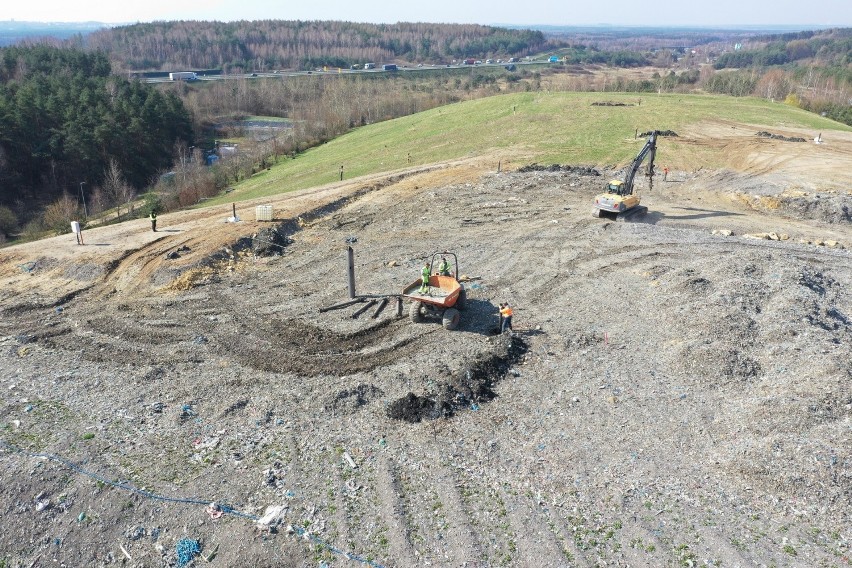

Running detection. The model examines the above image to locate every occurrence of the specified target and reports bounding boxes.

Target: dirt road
[1,121,850,567]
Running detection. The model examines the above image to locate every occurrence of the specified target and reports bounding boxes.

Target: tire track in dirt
[499,487,566,564]
[424,461,482,564]
[372,455,417,567]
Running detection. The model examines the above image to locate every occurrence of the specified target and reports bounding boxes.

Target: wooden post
[347,246,356,299]
[232,203,236,218]
[396,296,403,316]
[497,160,501,173]
[339,165,344,181]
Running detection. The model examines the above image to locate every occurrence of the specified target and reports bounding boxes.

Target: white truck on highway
[169,72,197,81]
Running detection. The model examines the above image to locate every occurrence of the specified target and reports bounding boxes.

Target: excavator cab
[606,180,627,195]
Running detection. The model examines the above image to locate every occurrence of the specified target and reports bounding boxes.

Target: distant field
[209,91,850,205]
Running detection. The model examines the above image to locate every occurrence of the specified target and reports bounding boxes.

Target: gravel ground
[1,162,850,568]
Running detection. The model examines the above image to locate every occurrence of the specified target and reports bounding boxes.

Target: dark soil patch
[387,335,528,422]
[324,384,385,414]
[591,101,634,107]
[756,131,806,142]
[252,226,292,256]
[516,164,600,176]
[220,318,417,376]
[640,130,678,137]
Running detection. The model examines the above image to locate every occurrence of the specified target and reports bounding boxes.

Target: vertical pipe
[396,296,403,316]
[347,246,356,299]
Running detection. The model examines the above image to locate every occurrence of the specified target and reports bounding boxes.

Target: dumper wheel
[442,308,461,330]
[455,287,467,310]
[591,206,603,218]
[409,301,425,323]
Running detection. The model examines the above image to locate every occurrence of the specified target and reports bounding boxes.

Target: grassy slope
[209,92,850,205]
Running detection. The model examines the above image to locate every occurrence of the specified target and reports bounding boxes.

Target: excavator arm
[619,131,657,196]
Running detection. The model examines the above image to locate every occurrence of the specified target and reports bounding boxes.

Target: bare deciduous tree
[103,159,135,220]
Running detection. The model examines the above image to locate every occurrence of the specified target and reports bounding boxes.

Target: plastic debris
[176,538,201,567]
[206,502,223,519]
[256,504,287,529]
[343,452,357,469]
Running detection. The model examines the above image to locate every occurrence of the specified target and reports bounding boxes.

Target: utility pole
[79,182,88,218]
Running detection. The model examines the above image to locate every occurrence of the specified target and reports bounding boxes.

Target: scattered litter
[256,504,287,529]
[125,526,145,540]
[77,512,86,522]
[181,404,196,419]
[205,502,223,519]
[119,543,132,561]
[343,452,357,469]
[345,236,358,243]
[470,403,480,411]
[202,543,219,562]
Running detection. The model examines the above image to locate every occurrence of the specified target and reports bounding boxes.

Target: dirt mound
[516,164,600,175]
[779,194,851,224]
[251,225,292,256]
[387,335,528,422]
[640,129,678,137]
[756,130,806,142]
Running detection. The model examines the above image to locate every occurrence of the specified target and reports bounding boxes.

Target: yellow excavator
[592,130,658,221]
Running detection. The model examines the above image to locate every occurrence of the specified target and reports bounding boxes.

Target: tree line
[0,45,193,239]
[2,26,849,242]
[85,21,549,73]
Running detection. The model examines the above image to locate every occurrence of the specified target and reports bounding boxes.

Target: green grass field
[207,92,850,205]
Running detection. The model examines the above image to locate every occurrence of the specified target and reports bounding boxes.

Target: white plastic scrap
[256,504,288,528]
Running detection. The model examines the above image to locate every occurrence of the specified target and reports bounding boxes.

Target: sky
[4,0,851,27]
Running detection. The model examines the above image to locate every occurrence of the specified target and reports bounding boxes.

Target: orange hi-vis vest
[500,305,513,317]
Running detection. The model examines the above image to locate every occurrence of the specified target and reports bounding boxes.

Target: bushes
[703,71,759,96]
[0,205,18,241]
[41,194,80,234]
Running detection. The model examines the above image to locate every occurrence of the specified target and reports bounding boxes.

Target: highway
[143,60,544,83]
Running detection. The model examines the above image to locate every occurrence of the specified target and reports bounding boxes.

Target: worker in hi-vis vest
[419,263,431,294]
[500,303,513,334]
